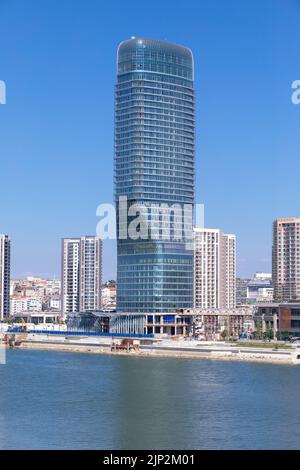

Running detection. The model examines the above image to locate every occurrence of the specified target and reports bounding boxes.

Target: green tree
[255,320,262,339]
[282,330,290,341]
[276,331,281,341]
[221,329,228,340]
[267,324,274,341]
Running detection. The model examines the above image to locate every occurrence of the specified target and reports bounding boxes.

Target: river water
[0,349,299,449]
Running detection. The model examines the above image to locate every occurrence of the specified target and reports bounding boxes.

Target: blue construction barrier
[7,328,154,339]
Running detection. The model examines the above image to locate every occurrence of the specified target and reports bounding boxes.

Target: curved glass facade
[115,38,195,313]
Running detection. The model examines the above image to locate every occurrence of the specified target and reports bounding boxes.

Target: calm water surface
[0,349,300,449]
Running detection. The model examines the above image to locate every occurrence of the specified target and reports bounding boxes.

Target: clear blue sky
[0,0,299,280]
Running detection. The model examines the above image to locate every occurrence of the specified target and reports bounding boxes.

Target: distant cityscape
[0,215,299,341]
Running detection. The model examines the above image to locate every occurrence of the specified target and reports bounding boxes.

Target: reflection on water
[0,350,300,449]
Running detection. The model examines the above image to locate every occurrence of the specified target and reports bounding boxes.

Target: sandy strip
[14,340,298,365]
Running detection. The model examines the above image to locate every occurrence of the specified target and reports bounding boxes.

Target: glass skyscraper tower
[115,37,195,313]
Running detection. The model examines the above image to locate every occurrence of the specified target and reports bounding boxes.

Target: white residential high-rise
[272,217,300,301]
[194,228,236,309]
[62,236,102,315]
[194,228,220,309]
[0,234,10,319]
[62,238,80,314]
[79,236,102,312]
[220,233,236,309]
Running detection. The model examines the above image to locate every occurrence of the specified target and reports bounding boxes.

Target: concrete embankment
[11,333,300,365]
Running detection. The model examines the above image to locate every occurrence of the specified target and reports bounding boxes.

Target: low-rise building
[67,310,193,337]
[67,308,254,340]
[47,297,61,311]
[10,296,43,315]
[101,284,116,311]
[236,273,274,306]
[192,307,254,340]
[236,278,250,305]
[247,273,273,303]
[10,277,61,316]
[13,311,61,325]
[254,302,300,338]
